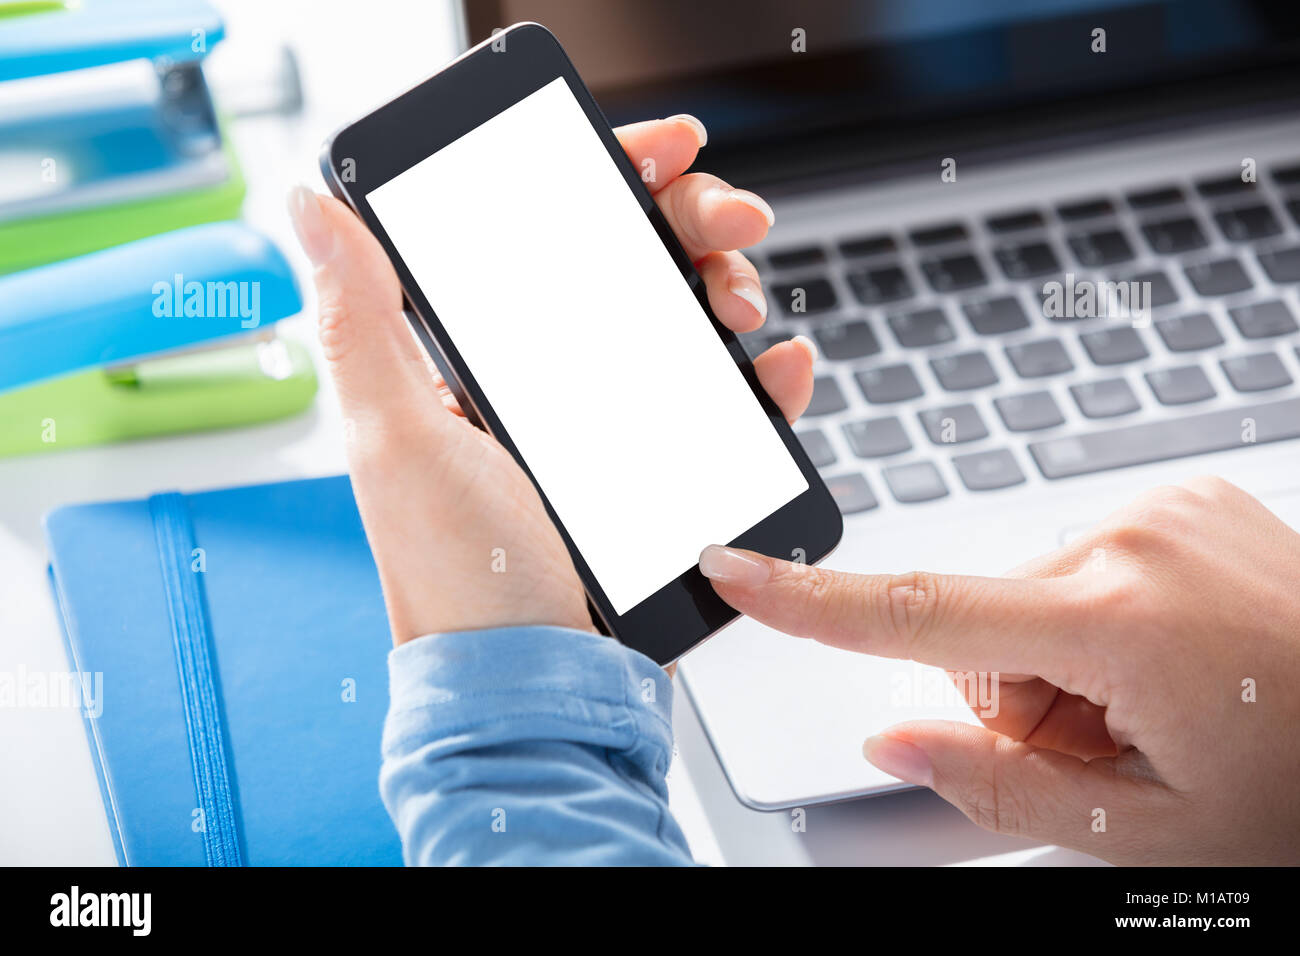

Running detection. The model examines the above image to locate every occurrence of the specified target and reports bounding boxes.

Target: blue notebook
[45,475,403,866]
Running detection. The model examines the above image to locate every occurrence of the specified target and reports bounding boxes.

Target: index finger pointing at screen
[697,545,1087,681]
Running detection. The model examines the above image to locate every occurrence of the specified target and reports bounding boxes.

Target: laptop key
[843,416,912,457]
[1272,163,1300,187]
[1228,300,1298,339]
[1123,269,1178,308]
[1028,397,1300,479]
[995,390,1064,431]
[963,295,1030,335]
[882,461,949,503]
[1220,353,1293,392]
[929,351,998,390]
[1289,199,1300,227]
[918,403,988,444]
[856,363,924,403]
[825,473,879,514]
[1006,338,1074,378]
[1155,312,1224,351]
[1185,258,1252,296]
[1215,204,1282,242]
[1140,216,1207,254]
[1126,185,1185,209]
[1257,246,1300,283]
[806,375,849,415]
[986,209,1045,233]
[1145,365,1216,405]
[1057,197,1115,220]
[797,429,837,468]
[1068,228,1135,267]
[952,449,1026,491]
[888,307,955,347]
[1070,378,1141,418]
[839,234,896,259]
[772,277,838,315]
[847,264,913,304]
[1196,175,1256,199]
[1079,326,1149,366]
[994,241,1060,279]
[921,253,987,292]
[813,319,881,360]
[767,246,826,269]
[910,222,968,246]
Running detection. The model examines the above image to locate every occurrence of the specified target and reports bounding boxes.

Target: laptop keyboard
[743,161,1300,515]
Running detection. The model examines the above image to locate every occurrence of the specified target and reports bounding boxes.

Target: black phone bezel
[319,22,842,664]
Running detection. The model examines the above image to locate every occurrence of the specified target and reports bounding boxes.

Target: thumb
[864,720,1171,861]
[287,185,439,437]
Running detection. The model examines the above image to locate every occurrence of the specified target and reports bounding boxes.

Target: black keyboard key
[806,376,849,415]
[986,209,1045,233]
[1029,398,1300,479]
[839,234,897,259]
[1215,204,1282,242]
[995,391,1064,431]
[1185,258,1252,296]
[1221,353,1293,392]
[1290,198,1300,227]
[813,320,881,360]
[1272,163,1300,187]
[1079,326,1149,366]
[882,461,949,503]
[1155,313,1223,352]
[856,364,924,403]
[910,222,968,246]
[1140,216,1206,255]
[1196,175,1256,199]
[825,473,879,514]
[1145,365,1216,405]
[918,403,988,444]
[767,246,826,269]
[1006,338,1074,378]
[1127,185,1185,209]
[1068,228,1135,267]
[929,351,998,391]
[1229,300,1298,339]
[921,253,987,292]
[887,307,955,347]
[847,265,913,304]
[773,277,838,315]
[1070,378,1141,418]
[952,449,1026,491]
[843,416,912,457]
[994,241,1060,279]
[1258,246,1300,283]
[741,330,786,359]
[1057,197,1115,220]
[797,429,837,468]
[1123,269,1178,309]
[963,295,1030,335]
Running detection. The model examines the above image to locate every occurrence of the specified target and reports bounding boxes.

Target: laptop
[462,0,1300,810]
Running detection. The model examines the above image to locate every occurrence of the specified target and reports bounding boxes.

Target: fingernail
[862,735,933,788]
[792,333,818,363]
[698,545,770,586]
[667,113,708,148]
[728,274,767,320]
[287,184,333,265]
[728,188,775,226]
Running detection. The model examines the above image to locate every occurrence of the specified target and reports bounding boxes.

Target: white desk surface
[0,0,1100,867]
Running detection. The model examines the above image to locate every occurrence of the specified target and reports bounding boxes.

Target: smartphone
[320,22,841,664]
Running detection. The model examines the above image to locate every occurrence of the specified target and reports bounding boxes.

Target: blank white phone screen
[367,76,807,614]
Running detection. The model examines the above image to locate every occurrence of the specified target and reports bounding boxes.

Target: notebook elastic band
[150,492,244,866]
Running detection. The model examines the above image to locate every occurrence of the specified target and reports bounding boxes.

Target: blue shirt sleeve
[379,626,696,866]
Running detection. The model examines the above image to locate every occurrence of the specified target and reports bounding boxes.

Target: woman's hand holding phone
[289,116,816,647]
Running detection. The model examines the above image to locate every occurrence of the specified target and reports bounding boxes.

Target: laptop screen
[467,0,1300,181]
